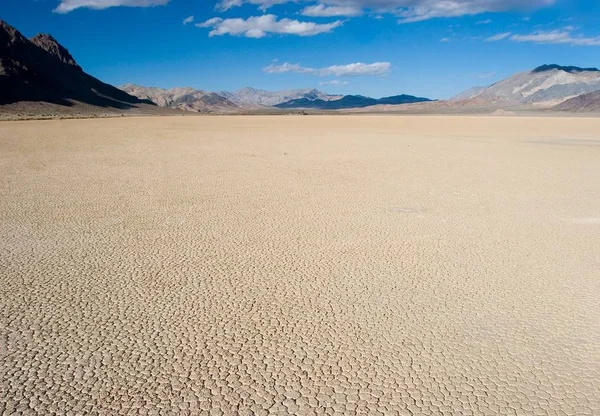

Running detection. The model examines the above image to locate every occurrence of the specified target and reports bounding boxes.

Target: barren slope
[452,65,600,108]
[1,116,599,415]
[554,90,600,112]
[120,84,238,113]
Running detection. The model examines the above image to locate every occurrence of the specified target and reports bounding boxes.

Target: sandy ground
[1,116,599,415]
[0,101,189,121]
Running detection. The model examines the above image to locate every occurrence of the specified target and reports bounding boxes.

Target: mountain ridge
[532,64,599,74]
[218,87,341,107]
[121,85,348,111]
[275,94,433,110]
[453,63,600,107]
[120,84,237,113]
[0,19,153,109]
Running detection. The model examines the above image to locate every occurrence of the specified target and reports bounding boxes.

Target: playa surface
[1,116,599,415]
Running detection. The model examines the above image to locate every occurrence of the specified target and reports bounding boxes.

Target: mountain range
[119,85,343,110]
[2,19,600,117]
[274,94,433,109]
[218,87,341,107]
[120,84,237,113]
[121,85,433,111]
[123,64,600,113]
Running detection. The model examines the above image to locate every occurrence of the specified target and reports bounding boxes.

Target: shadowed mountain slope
[0,20,153,109]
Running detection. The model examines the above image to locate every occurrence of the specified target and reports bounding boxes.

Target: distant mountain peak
[219,87,337,107]
[532,64,599,74]
[238,87,259,93]
[275,94,432,110]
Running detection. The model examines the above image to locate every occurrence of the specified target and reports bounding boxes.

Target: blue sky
[2,0,599,98]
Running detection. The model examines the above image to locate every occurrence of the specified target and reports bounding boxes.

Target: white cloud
[510,30,600,46]
[263,61,391,76]
[217,0,291,11]
[301,4,362,16]
[440,37,450,42]
[197,15,342,37]
[396,0,555,23]
[476,19,492,24]
[319,80,349,85]
[322,62,391,76]
[215,0,555,23]
[263,62,315,73]
[183,15,194,25]
[485,31,511,41]
[54,0,168,13]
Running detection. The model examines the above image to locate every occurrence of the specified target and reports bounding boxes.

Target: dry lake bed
[1,115,599,415]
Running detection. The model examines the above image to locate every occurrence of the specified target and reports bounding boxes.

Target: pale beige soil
[1,116,599,415]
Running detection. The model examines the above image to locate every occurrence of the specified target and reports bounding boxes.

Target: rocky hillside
[456,64,600,107]
[554,90,600,112]
[120,85,237,113]
[218,87,340,107]
[0,20,153,109]
[450,86,486,101]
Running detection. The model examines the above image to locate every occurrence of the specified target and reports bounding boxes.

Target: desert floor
[1,116,599,415]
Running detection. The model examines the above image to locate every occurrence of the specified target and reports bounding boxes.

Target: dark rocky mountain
[554,90,600,112]
[0,20,153,109]
[29,33,81,68]
[275,94,432,110]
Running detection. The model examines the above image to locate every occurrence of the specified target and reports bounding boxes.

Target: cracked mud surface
[1,116,599,415]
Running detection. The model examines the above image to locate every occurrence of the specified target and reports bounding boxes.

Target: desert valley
[1,10,600,416]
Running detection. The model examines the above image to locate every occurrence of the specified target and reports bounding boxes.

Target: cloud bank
[486,29,600,46]
[511,30,600,46]
[197,15,342,37]
[485,32,511,41]
[319,80,349,85]
[301,5,362,17]
[54,0,169,13]
[263,61,391,76]
[215,0,555,23]
[217,0,291,11]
